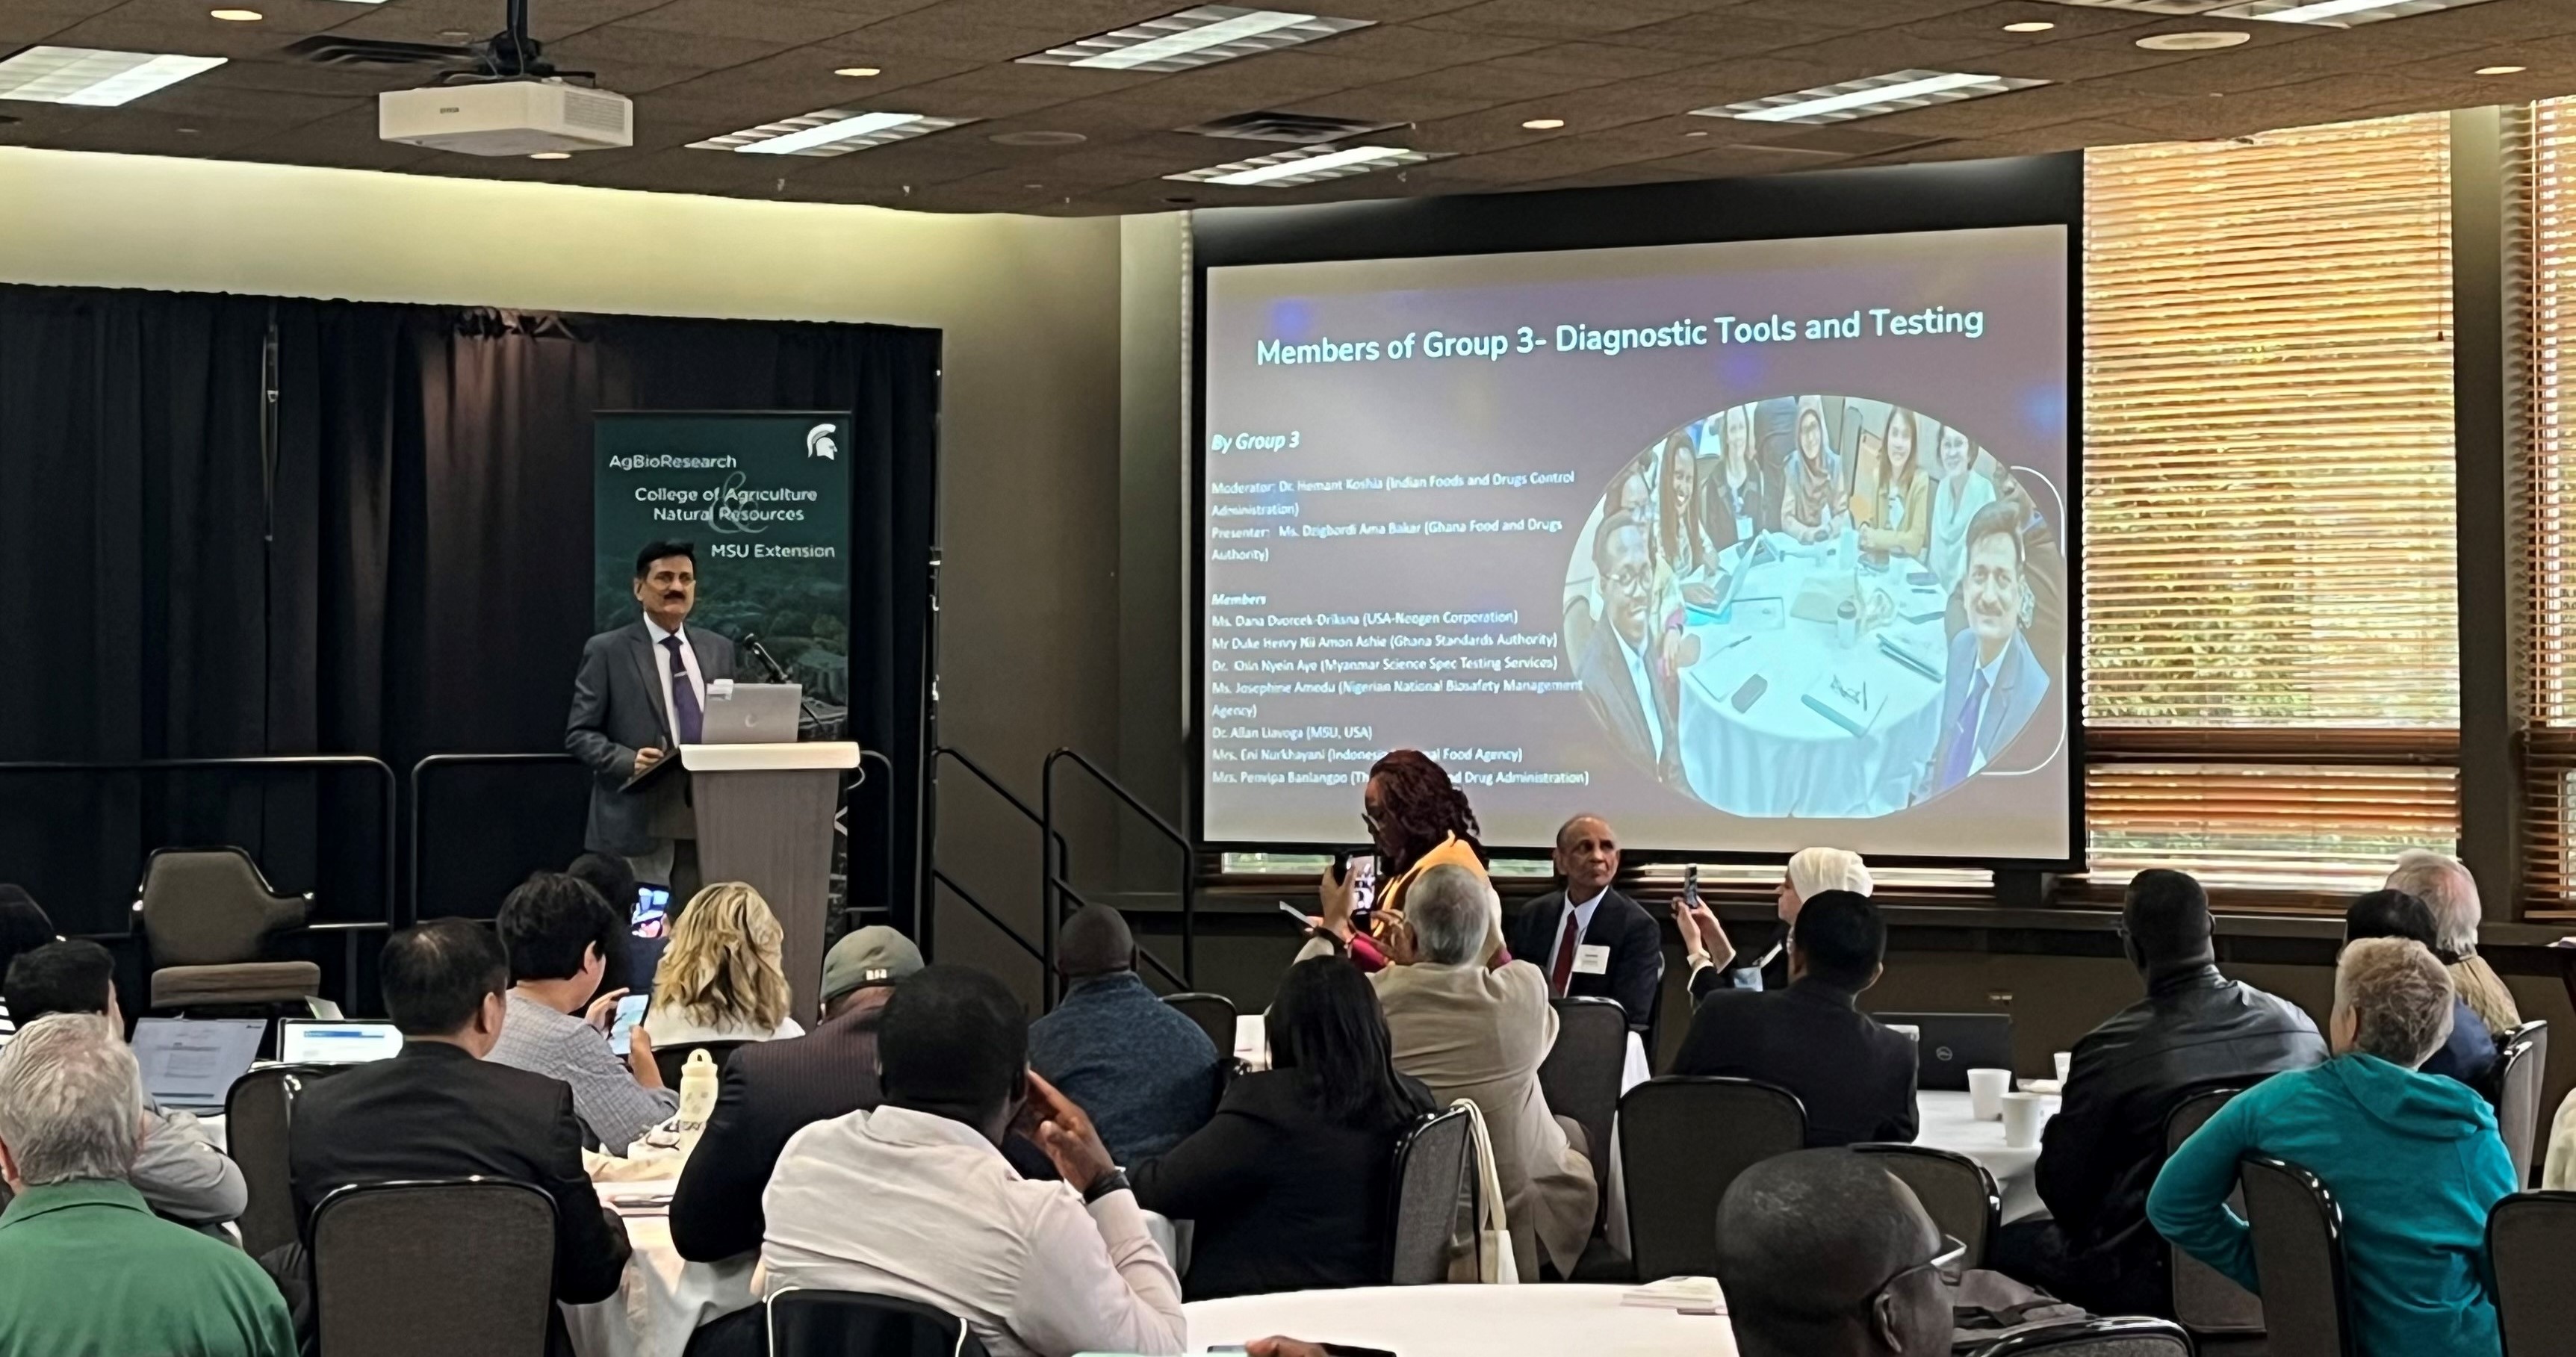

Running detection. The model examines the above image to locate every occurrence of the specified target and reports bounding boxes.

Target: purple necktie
[662,635,703,745]
[1942,668,1989,787]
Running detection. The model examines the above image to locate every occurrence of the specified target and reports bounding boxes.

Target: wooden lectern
[678,741,860,1022]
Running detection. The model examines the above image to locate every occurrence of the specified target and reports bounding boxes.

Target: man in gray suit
[1924,502,2050,798]
[566,541,738,889]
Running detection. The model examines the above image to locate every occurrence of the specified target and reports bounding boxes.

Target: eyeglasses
[1865,1234,1967,1314]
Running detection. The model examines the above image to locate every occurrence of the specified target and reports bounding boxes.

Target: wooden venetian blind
[2082,115,2459,892]
[2519,98,2576,905]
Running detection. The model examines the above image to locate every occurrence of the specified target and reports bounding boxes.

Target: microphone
[738,632,792,684]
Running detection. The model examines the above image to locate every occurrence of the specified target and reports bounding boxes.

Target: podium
[678,741,860,1022]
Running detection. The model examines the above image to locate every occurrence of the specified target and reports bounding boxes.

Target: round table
[1911,1088,2050,1223]
[1185,1283,1736,1356]
[1674,536,1952,818]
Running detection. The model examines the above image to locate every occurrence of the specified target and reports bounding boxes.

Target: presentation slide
[1201,225,2072,860]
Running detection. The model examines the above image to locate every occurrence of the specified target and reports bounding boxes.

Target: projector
[379,80,631,157]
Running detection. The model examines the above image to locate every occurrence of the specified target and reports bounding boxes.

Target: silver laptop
[279,1019,404,1065]
[700,682,804,745]
[131,1017,266,1113]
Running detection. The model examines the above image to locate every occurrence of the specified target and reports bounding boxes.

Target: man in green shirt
[0,1013,294,1357]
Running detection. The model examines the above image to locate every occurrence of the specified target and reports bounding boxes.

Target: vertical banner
[594,412,854,716]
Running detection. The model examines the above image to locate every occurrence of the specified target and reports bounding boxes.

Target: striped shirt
[487,992,675,1155]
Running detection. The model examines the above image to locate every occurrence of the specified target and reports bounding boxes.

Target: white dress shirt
[1614,629,1665,757]
[644,614,707,744]
[760,1105,1187,1357]
[1544,888,1607,982]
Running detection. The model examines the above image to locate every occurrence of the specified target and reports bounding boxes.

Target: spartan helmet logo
[805,423,839,460]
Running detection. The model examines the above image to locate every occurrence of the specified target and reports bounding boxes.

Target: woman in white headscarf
[1673,846,1873,998]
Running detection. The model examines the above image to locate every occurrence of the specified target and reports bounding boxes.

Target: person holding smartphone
[1311,751,1498,971]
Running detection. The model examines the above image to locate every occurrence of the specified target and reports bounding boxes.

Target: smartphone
[1683,863,1701,906]
[1344,853,1379,916]
[1731,673,1769,713]
[607,993,649,1049]
[630,884,671,940]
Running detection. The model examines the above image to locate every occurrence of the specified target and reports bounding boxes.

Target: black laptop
[1873,1011,2014,1091]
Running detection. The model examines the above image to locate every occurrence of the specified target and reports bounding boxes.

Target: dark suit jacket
[1509,887,1662,1034]
[565,618,739,857]
[1672,978,1918,1147]
[1130,1066,1433,1301]
[1925,627,2052,795]
[1577,614,1678,784]
[287,1042,631,1307]
[669,999,886,1262]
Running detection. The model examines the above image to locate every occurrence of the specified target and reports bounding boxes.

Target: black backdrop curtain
[0,284,938,946]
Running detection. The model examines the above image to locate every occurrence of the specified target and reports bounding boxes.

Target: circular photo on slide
[1561,396,2067,821]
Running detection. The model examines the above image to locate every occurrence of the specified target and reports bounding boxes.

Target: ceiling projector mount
[353,0,634,158]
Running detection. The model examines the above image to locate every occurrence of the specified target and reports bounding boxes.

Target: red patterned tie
[1549,910,1580,996]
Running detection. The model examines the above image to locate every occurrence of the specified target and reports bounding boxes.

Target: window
[2083,114,2459,895]
[2520,98,2576,909]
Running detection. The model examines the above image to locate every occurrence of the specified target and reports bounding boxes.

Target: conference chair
[1967,1316,2194,1356]
[2239,1155,2352,1357]
[654,1039,753,1087]
[2165,1087,2262,1336]
[137,846,320,1009]
[310,1179,556,1357]
[766,1289,990,1357]
[1618,1076,1805,1282]
[227,1063,356,1260]
[1538,996,1628,1198]
[1385,1105,1475,1286]
[2491,1021,2551,1187]
[1161,991,1237,1061]
[2489,1190,2576,1357]
[1851,1143,2001,1269]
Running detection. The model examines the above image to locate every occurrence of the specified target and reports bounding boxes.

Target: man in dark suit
[1577,512,1683,784]
[284,919,630,1355]
[1507,815,1662,1036]
[670,926,922,1263]
[1922,502,2052,799]
[1672,892,1917,1147]
[565,540,739,890]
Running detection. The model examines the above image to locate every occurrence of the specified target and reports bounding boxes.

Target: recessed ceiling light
[1166,143,1444,187]
[528,151,571,160]
[2039,0,2229,10]
[1695,69,2049,125]
[2204,0,2495,25]
[1521,117,1565,129]
[990,129,1087,146]
[689,108,971,157]
[2003,20,2058,31]
[2477,64,2526,75]
[209,9,264,21]
[834,66,880,78]
[2136,29,2253,48]
[0,46,226,106]
[1019,6,1372,72]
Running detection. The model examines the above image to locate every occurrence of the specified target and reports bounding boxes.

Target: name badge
[1573,944,1611,976]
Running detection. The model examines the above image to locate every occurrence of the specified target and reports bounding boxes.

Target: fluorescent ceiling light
[1167,143,1441,187]
[687,108,970,157]
[1020,5,1371,73]
[2205,0,2495,23]
[1698,70,2049,125]
[0,46,226,106]
[2038,0,2232,10]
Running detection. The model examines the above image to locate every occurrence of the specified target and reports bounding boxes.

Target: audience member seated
[1028,904,1220,1164]
[486,870,676,1152]
[1309,862,1594,1280]
[0,1015,295,1357]
[283,919,630,1353]
[2150,937,2516,1357]
[4,940,246,1230]
[1990,869,2324,1316]
[564,850,643,996]
[1715,1148,1955,1357]
[1672,892,1917,1146]
[2346,889,2494,1086]
[643,882,804,1047]
[1506,814,1662,1034]
[0,886,56,1050]
[758,965,1185,1357]
[671,925,921,1263]
[2386,849,2521,1034]
[1316,749,1492,971]
[1132,954,1436,1299]
[1679,845,1872,996]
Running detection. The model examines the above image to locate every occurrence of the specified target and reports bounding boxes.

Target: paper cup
[2054,1051,2073,1084]
[2002,1090,2055,1148]
[1967,1067,2012,1121]
[1887,1023,1920,1043]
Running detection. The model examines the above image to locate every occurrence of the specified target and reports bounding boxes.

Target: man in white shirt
[759,965,1185,1357]
[565,540,739,890]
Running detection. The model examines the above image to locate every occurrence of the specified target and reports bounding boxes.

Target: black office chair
[1852,1143,2002,1269]
[1539,996,1628,1183]
[1161,991,1237,1060]
[2240,1154,2352,1357]
[654,1039,753,1087]
[2166,1087,2262,1336]
[1967,1316,2194,1356]
[311,1179,556,1357]
[2491,1021,2551,1187]
[1385,1105,1475,1286]
[766,1289,990,1357]
[137,846,320,1009]
[1618,1076,1805,1282]
[2489,1190,2576,1357]
[226,1063,355,1261]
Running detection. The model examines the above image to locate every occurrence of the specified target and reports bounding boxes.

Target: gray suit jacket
[1926,627,2049,795]
[565,620,739,857]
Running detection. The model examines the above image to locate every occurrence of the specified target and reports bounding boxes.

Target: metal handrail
[406,753,578,926]
[928,746,1060,968]
[1041,747,1196,1004]
[931,869,1045,963]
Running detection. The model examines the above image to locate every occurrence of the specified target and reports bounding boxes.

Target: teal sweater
[2147,1053,2517,1357]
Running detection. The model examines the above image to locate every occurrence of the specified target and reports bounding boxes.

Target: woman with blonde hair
[643,882,806,1046]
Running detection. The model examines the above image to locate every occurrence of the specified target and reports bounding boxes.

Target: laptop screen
[279,1020,405,1065]
[130,1018,266,1111]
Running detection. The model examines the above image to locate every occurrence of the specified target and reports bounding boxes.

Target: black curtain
[0,285,939,948]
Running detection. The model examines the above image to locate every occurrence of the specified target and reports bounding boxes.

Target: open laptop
[699,682,803,744]
[130,1017,266,1114]
[279,1019,404,1065]
[1875,1012,2014,1091]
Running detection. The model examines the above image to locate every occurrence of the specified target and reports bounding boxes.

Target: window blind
[2518,98,2576,906]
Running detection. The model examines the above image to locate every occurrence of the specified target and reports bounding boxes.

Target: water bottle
[676,1048,719,1154]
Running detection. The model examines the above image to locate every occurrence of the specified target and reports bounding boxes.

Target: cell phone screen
[607,993,649,1049]
[1684,863,1701,905]
[1346,853,1379,914]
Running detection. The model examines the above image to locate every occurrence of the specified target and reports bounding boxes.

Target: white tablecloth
[1675,540,1950,818]
[1912,1088,2049,1224]
[1186,1283,1734,1356]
